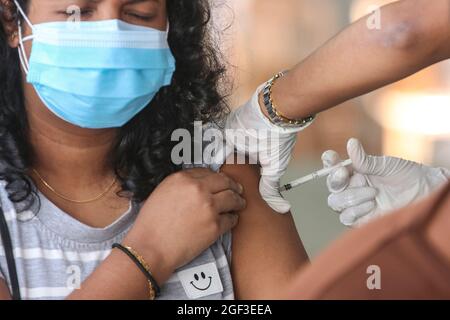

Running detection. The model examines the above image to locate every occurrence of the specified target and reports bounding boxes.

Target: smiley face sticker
[191,272,212,291]
[177,262,224,299]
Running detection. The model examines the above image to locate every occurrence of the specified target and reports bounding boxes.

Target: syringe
[279,159,353,192]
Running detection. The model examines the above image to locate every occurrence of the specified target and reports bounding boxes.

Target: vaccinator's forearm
[270,0,450,120]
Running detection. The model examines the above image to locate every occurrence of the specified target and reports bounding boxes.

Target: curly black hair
[0,0,231,210]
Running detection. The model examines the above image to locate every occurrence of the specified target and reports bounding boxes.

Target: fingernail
[238,183,244,194]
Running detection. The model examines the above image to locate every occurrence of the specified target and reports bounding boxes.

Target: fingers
[212,189,246,213]
[185,168,246,213]
[322,150,351,193]
[326,168,378,227]
[339,200,376,226]
[185,169,244,195]
[348,173,367,188]
[217,213,239,235]
[321,150,341,168]
[328,186,377,212]
[185,167,215,179]
[347,138,386,176]
[202,172,244,195]
[259,177,291,213]
[327,167,351,194]
[347,138,370,173]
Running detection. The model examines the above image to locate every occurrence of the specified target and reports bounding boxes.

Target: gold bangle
[124,245,157,300]
[112,243,160,300]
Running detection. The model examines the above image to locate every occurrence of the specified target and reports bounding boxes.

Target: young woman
[0,0,306,300]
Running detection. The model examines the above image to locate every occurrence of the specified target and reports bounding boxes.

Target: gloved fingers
[328,186,377,212]
[348,173,368,188]
[326,167,351,194]
[257,131,297,177]
[259,177,291,214]
[347,138,387,176]
[327,168,366,196]
[339,200,376,226]
[352,210,381,228]
[321,150,342,168]
[322,150,351,193]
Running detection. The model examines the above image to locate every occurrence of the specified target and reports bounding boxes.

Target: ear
[10,31,19,48]
[7,29,19,48]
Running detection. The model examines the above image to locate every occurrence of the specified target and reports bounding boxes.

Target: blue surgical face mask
[14,1,176,129]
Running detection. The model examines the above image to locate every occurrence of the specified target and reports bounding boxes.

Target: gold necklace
[32,169,118,204]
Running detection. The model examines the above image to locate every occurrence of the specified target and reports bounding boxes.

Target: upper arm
[220,163,308,300]
[272,0,450,120]
[399,0,450,59]
[0,279,11,300]
[344,0,450,59]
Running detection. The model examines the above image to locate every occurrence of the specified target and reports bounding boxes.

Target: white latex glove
[224,83,314,214]
[322,138,450,227]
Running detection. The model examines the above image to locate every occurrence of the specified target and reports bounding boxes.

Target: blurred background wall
[214,0,450,257]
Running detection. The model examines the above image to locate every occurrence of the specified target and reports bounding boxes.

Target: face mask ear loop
[165,20,170,42]
[17,19,29,74]
[14,0,34,31]
[14,0,34,74]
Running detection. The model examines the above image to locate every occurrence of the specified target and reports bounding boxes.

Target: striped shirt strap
[0,205,21,300]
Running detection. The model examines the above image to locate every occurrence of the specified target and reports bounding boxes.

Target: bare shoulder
[219,160,308,299]
[220,162,260,197]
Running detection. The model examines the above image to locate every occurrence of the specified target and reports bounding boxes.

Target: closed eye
[125,11,156,22]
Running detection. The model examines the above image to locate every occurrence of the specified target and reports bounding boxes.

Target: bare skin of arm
[0,248,170,300]
[263,0,450,120]
[0,280,10,300]
[221,163,308,299]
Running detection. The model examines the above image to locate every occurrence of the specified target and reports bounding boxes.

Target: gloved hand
[322,138,450,227]
[225,83,314,214]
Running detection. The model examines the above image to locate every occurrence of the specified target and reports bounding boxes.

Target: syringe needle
[280,159,353,192]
